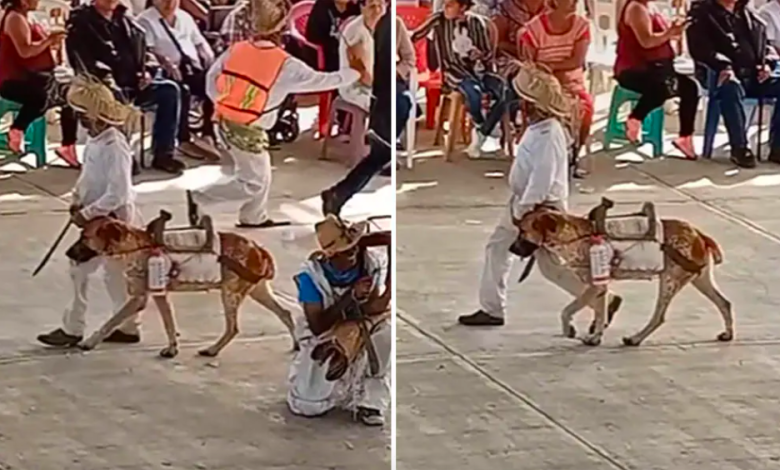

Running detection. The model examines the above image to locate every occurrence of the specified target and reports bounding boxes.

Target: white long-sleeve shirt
[509,118,570,217]
[205,40,360,130]
[73,127,136,222]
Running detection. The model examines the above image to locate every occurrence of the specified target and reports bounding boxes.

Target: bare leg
[79,295,148,350]
[198,281,246,357]
[559,286,598,338]
[691,262,735,342]
[249,280,297,351]
[623,264,695,346]
[579,285,608,346]
[152,295,179,358]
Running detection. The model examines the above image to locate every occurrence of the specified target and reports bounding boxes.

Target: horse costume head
[511,205,589,258]
[81,217,151,255]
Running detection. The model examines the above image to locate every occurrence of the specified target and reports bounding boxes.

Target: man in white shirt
[337,0,384,112]
[760,0,780,52]
[459,63,572,326]
[38,76,143,347]
[137,0,218,158]
[186,0,370,229]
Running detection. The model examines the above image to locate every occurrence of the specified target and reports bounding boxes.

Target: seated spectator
[412,0,505,159]
[760,0,780,55]
[396,15,414,135]
[689,0,780,168]
[493,0,546,59]
[615,0,697,160]
[0,0,79,166]
[306,0,360,72]
[520,0,592,171]
[137,0,218,159]
[337,0,384,112]
[66,0,185,174]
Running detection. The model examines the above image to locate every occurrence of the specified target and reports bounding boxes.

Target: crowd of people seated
[0,0,392,179]
[398,0,780,171]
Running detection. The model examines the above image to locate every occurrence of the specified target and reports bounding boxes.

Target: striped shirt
[520,13,590,91]
[220,0,252,45]
[411,11,493,90]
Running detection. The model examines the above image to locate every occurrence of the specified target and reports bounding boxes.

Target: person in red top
[0,0,79,166]
[520,0,591,175]
[614,0,698,159]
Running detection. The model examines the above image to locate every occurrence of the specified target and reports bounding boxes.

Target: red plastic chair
[288,0,332,139]
[396,4,442,130]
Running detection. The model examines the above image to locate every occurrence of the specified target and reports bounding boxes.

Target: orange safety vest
[215,42,289,125]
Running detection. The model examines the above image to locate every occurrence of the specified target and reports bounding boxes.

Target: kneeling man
[287,216,391,426]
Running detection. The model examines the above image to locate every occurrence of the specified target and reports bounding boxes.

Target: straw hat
[511,62,572,119]
[250,0,292,37]
[314,215,369,257]
[66,75,135,126]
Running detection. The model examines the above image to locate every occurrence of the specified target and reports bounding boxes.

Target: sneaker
[151,156,186,175]
[672,136,697,160]
[37,328,82,347]
[104,330,141,344]
[465,128,487,159]
[7,129,23,153]
[355,407,384,426]
[730,148,757,169]
[625,118,641,144]
[458,310,505,326]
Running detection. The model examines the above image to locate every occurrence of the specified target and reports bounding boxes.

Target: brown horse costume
[76,211,296,358]
[515,199,734,346]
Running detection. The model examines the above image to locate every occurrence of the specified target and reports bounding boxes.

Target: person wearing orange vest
[185,0,369,228]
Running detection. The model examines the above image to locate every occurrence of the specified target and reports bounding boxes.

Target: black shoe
[458,310,505,326]
[355,407,384,426]
[186,190,200,227]
[730,148,757,169]
[321,189,341,216]
[151,156,186,175]
[104,330,141,344]
[768,148,780,164]
[132,160,141,176]
[379,167,391,177]
[37,328,82,347]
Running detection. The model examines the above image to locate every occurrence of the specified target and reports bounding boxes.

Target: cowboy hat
[250,0,292,37]
[511,62,572,119]
[66,75,135,126]
[314,215,369,257]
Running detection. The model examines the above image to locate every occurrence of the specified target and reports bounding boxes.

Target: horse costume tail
[698,231,724,265]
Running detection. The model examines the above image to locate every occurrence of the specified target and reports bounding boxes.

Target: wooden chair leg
[461,105,471,145]
[445,93,463,161]
[433,96,449,147]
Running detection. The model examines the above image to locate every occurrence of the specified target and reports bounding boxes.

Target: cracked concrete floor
[0,138,391,470]
[397,150,780,470]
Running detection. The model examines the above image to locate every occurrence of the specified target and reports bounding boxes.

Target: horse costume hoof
[198,348,217,357]
[78,342,94,351]
[581,335,601,346]
[622,336,640,347]
[159,346,178,358]
[717,331,734,342]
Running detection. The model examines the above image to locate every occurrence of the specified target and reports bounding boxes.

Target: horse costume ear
[533,213,558,235]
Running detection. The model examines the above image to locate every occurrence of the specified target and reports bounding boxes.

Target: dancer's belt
[218,119,270,153]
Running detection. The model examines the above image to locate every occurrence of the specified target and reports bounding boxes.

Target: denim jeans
[458,73,511,136]
[135,79,181,159]
[716,76,780,151]
[396,78,412,139]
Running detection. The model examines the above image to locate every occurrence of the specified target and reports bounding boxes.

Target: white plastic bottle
[589,235,612,286]
[148,249,169,293]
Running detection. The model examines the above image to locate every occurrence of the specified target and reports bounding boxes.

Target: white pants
[190,128,272,225]
[478,200,566,318]
[61,257,140,337]
[287,320,391,417]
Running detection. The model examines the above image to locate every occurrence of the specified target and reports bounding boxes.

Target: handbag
[158,17,201,82]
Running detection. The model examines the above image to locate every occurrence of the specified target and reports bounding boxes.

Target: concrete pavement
[396,147,780,470]
[0,133,391,469]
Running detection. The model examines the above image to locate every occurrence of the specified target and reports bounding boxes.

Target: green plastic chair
[603,85,665,158]
[0,98,47,168]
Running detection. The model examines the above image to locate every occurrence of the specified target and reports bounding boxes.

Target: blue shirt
[296,260,362,304]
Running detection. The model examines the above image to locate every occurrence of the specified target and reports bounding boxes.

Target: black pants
[617,68,700,137]
[0,73,77,145]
